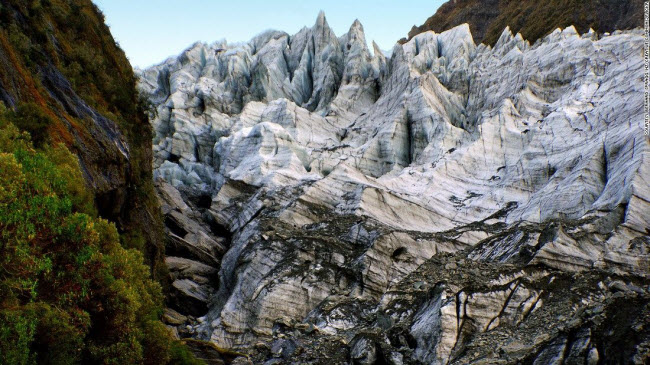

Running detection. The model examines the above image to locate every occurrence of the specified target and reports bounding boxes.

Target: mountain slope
[402,0,644,45]
[0,0,165,272]
[140,12,649,364]
[0,1,206,363]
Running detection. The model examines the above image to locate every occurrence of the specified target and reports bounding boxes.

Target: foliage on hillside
[0,110,202,364]
[0,0,138,124]
[403,0,643,45]
[0,0,166,282]
[0,1,201,363]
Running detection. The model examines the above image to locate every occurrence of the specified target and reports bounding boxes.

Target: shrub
[0,119,202,364]
[5,103,56,147]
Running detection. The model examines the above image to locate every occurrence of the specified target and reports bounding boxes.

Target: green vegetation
[169,342,209,365]
[0,0,167,278]
[4,103,56,148]
[0,111,202,364]
[0,0,139,122]
[0,1,205,362]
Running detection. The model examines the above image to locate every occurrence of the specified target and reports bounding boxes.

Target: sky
[92,0,446,68]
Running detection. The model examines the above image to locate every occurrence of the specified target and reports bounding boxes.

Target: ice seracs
[139,13,649,364]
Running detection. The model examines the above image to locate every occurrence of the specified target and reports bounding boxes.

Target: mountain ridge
[402,0,644,45]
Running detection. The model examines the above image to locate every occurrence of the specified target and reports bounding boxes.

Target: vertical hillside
[0,1,207,363]
[0,0,164,274]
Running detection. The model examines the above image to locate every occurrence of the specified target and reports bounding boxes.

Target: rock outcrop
[140,13,649,364]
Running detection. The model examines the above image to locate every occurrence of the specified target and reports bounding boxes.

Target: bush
[6,103,56,147]
[0,119,202,364]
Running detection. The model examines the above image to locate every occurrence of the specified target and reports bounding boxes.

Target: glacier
[139,13,649,364]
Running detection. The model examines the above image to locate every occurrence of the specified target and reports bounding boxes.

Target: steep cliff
[0,0,165,274]
[0,1,208,363]
[141,11,649,364]
[402,0,644,45]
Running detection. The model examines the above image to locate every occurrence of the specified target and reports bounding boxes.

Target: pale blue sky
[92,0,446,68]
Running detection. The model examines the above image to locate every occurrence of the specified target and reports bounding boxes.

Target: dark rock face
[0,0,165,273]
[402,0,644,45]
